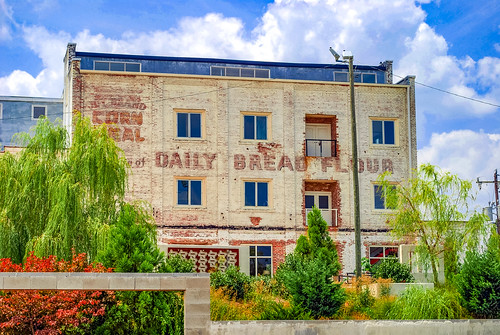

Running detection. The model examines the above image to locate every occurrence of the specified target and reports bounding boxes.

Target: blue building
[0,96,63,151]
[74,50,392,84]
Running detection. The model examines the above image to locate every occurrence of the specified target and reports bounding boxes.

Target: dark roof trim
[75,51,386,71]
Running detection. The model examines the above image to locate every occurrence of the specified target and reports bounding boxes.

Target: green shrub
[372,257,414,283]
[210,265,253,301]
[275,207,345,319]
[387,286,465,319]
[276,253,345,319]
[455,248,500,318]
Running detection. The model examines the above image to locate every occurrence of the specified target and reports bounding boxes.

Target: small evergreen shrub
[276,254,345,319]
[275,207,345,319]
[372,257,414,283]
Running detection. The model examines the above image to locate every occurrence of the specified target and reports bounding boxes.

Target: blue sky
[1,0,499,207]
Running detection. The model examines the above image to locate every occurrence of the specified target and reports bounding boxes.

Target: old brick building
[63,43,416,275]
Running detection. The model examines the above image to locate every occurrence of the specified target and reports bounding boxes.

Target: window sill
[174,205,207,210]
[173,138,207,143]
[240,207,275,212]
[370,144,399,149]
[305,155,336,158]
[239,139,271,145]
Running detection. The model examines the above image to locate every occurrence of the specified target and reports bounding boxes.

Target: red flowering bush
[0,252,115,334]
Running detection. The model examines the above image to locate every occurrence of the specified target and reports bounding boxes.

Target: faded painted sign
[155,152,216,170]
[152,151,394,174]
[92,110,145,142]
[127,157,146,168]
[234,154,305,171]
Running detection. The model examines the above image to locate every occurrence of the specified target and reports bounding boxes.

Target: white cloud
[397,22,499,120]
[121,14,250,58]
[23,26,70,70]
[251,0,427,64]
[0,0,15,41]
[0,70,41,96]
[418,130,500,207]
[476,57,500,88]
[0,0,498,129]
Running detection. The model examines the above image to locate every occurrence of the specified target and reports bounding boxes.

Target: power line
[392,73,500,108]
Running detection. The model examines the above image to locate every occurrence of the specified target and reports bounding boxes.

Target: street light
[330,47,362,278]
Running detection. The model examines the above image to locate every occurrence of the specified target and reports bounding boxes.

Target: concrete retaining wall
[210,319,500,335]
[0,272,210,335]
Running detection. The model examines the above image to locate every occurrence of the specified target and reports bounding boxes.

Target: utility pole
[346,54,361,278]
[330,48,361,277]
[477,169,500,234]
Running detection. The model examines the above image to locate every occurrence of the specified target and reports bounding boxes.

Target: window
[333,71,377,83]
[211,66,270,79]
[372,119,396,145]
[333,72,348,82]
[32,106,46,119]
[177,179,203,206]
[244,181,269,207]
[374,184,395,210]
[369,246,398,266]
[305,123,335,157]
[94,61,141,72]
[305,192,337,226]
[362,73,377,83]
[242,113,269,140]
[176,110,203,139]
[0,103,2,119]
[249,245,272,276]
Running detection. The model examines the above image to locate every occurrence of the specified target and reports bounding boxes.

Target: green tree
[378,164,486,286]
[96,202,194,335]
[295,206,341,274]
[0,116,128,263]
[275,207,345,318]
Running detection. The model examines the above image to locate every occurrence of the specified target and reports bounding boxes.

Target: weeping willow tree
[378,164,487,286]
[0,115,129,263]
